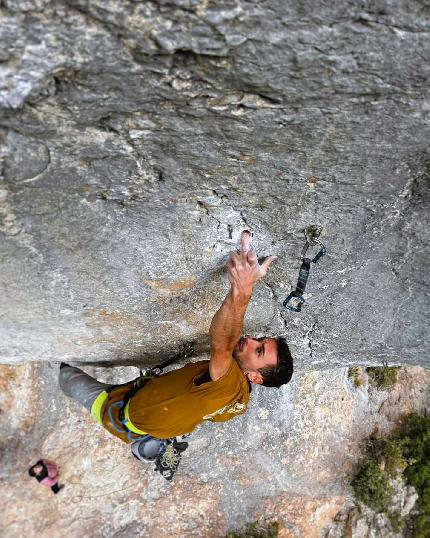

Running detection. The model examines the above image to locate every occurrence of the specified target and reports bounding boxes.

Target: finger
[226,259,235,275]
[260,255,277,273]
[227,259,235,270]
[229,251,240,265]
[247,250,258,265]
[240,230,252,254]
[226,263,238,281]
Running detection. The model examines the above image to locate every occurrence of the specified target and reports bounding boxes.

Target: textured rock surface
[1,364,429,537]
[1,2,429,536]
[0,0,429,367]
[325,479,419,538]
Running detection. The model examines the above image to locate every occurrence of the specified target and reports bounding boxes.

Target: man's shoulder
[228,359,248,383]
[210,359,246,384]
[214,361,250,401]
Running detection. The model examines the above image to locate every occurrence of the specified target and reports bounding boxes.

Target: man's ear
[245,371,264,385]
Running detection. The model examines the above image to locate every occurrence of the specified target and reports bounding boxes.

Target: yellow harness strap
[122,400,147,435]
[90,390,109,424]
[90,389,147,436]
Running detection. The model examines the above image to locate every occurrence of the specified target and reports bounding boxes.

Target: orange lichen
[143,277,197,293]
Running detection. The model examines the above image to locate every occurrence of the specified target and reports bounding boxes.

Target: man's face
[233,336,278,384]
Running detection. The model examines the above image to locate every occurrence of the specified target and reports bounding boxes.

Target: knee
[58,366,74,395]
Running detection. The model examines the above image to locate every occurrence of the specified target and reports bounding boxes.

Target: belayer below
[28,459,64,494]
[59,230,293,480]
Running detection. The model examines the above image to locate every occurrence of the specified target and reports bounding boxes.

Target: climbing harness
[116,377,150,435]
[91,344,195,480]
[90,378,150,432]
[91,390,110,424]
[283,225,326,312]
[121,342,196,433]
[91,343,196,428]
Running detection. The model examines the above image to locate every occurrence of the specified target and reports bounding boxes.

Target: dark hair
[258,337,293,388]
[28,460,43,477]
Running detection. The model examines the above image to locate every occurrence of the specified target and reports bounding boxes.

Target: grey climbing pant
[59,365,114,411]
[59,365,167,462]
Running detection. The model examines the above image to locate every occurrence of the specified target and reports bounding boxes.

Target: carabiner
[310,238,326,263]
[283,291,305,312]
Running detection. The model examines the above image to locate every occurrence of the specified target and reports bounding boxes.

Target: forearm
[208,230,275,381]
[209,285,252,353]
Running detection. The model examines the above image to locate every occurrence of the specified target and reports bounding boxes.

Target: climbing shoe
[131,436,167,464]
[154,439,188,481]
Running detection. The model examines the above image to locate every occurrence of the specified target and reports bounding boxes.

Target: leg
[51,483,60,494]
[59,364,114,411]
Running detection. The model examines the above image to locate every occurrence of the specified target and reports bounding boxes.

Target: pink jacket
[39,459,59,487]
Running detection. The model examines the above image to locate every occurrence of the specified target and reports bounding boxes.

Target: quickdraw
[283,225,326,312]
[142,341,196,378]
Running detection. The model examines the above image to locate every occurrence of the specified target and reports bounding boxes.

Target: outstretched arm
[209,231,276,381]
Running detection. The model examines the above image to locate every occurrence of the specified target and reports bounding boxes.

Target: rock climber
[59,230,293,479]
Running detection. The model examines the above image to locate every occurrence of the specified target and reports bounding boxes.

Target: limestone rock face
[0,0,429,368]
[1,364,429,537]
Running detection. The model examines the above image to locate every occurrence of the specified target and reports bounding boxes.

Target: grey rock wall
[0,0,429,367]
[1,363,429,537]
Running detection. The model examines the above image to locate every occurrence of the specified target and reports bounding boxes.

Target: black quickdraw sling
[283,225,326,312]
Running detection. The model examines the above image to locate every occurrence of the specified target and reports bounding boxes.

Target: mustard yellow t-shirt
[101,360,250,443]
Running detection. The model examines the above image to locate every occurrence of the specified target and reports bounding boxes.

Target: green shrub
[348,367,363,387]
[352,413,430,534]
[401,414,430,514]
[226,520,279,538]
[412,513,430,538]
[387,511,404,533]
[352,460,392,512]
[366,366,399,390]
[366,436,408,477]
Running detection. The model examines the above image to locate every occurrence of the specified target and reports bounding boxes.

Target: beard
[233,351,245,370]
